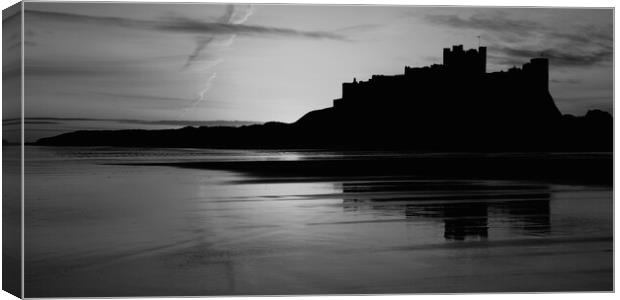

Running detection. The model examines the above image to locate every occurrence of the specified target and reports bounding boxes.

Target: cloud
[183,36,217,70]
[23,55,187,81]
[180,5,254,114]
[425,14,541,35]
[196,72,218,103]
[550,78,582,84]
[182,4,254,70]
[24,6,350,119]
[495,46,612,67]
[159,18,344,40]
[334,23,384,33]
[94,92,194,103]
[84,91,235,111]
[24,117,261,127]
[25,9,345,41]
[26,6,344,76]
[423,12,612,68]
[24,59,148,78]
[122,119,260,127]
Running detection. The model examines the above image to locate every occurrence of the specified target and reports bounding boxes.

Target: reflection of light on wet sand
[24,147,613,296]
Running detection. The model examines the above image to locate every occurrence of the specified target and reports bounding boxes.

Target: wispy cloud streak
[496,46,612,67]
[26,9,345,41]
[183,5,254,112]
[425,14,541,34]
[23,117,260,127]
[182,4,254,69]
[26,6,345,114]
[196,72,218,102]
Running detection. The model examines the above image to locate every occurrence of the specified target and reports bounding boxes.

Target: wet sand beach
[24,147,613,297]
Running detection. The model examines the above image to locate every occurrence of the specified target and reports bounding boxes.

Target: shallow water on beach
[23,146,613,297]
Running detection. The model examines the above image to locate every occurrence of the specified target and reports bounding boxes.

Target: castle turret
[522,58,549,91]
[342,78,358,98]
[478,46,487,74]
[529,58,549,91]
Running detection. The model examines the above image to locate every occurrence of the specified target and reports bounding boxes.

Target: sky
[6,2,614,141]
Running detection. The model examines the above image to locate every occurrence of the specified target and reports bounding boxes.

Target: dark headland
[35,45,612,152]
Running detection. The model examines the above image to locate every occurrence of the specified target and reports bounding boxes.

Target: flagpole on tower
[477,35,481,47]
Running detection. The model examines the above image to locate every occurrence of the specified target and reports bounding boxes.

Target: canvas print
[2,1,614,297]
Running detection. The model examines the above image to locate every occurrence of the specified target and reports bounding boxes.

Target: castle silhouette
[294,45,568,150]
[36,45,612,151]
[335,45,552,113]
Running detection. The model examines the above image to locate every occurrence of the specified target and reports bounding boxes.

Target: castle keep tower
[443,45,487,74]
[523,58,549,91]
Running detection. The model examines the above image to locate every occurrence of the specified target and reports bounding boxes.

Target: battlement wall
[338,46,549,104]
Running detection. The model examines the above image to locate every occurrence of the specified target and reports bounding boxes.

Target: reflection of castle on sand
[341,180,551,241]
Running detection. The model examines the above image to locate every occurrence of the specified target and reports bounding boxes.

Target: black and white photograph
[1,0,615,298]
